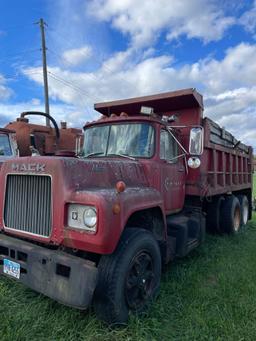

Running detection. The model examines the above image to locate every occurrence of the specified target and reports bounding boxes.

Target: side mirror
[189,127,204,155]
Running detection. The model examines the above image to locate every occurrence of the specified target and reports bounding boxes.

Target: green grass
[1,182,256,341]
[1,222,256,340]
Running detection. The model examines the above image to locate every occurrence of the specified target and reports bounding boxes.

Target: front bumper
[0,234,98,309]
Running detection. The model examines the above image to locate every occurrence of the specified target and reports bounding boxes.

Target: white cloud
[186,43,256,94]
[239,0,256,35]
[62,45,92,66]
[204,86,256,147]
[30,98,41,106]
[0,85,12,100]
[0,74,13,100]
[87,0,235,47]
[22,41,256,148]
[0,99,87,129]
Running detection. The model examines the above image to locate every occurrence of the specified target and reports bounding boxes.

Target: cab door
[160,129,186,213]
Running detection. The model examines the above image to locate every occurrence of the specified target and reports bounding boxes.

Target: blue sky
[0,0,256,147]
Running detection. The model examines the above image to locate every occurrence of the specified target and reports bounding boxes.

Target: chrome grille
[4,174,52,237]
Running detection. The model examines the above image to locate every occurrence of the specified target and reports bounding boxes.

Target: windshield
[83,123,154,158]
[0,134,12,156]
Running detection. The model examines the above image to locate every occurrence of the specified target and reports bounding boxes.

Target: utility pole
[38,18,50,127]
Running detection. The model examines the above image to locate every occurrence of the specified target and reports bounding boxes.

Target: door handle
[178,167,185,172]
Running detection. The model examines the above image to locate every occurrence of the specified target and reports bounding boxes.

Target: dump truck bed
[186,117,253,197]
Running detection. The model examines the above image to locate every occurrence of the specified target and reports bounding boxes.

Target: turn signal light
[116,181,126,193]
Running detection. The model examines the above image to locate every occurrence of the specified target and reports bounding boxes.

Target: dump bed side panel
[186,117,253,197]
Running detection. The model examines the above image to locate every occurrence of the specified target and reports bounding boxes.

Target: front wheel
[93,228,161,326]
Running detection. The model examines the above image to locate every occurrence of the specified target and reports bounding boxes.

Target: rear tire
[93,228,161,326]
[220,195,241,234]
[237,195,249,227]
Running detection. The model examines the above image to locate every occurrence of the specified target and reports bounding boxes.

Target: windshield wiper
[84,152,136,160]
[107,153,136,161]
[84,152,105,158]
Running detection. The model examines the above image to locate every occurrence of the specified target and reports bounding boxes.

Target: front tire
[93,228,161,326]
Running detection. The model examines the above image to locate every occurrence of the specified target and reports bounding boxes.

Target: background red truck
[0,111,83,171]
[0,88,253,325]
[5,111,83,156]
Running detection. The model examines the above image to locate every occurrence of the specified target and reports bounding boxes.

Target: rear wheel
[93,228,161,326]
[220,195,241,234]
[237,195,249,227]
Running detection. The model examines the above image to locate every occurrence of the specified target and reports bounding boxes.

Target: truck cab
[83,113,186,214]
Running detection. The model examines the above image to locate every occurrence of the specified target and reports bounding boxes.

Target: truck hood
[0,156,161,253]
[2,156,149,190]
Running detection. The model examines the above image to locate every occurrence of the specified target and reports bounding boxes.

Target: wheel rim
[234,206,241,232]
[242,202,249,225]
[125,251,155,310]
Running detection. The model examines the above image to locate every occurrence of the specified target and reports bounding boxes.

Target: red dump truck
[0,89,253,325]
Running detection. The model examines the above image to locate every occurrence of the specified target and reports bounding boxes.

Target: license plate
[3,259,20,279]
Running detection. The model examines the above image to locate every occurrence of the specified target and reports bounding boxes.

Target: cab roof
[94,88,203,116]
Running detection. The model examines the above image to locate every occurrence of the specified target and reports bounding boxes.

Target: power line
[47,29,105,88]
[48,72,93,117]
[0,49,40,69]
[2,23,133,105]
[46,26,135,92]
[46,33,101,87]
[1,21,134,114]
[48,71,99,101]
[46,47,131,111]
[47,48,101,85]
[1,70,43,81]
[0,48,40,60]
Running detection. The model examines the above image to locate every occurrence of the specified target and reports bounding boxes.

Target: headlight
[83,207,97,228]
[188,156,201,169]
[68,204,97,233]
